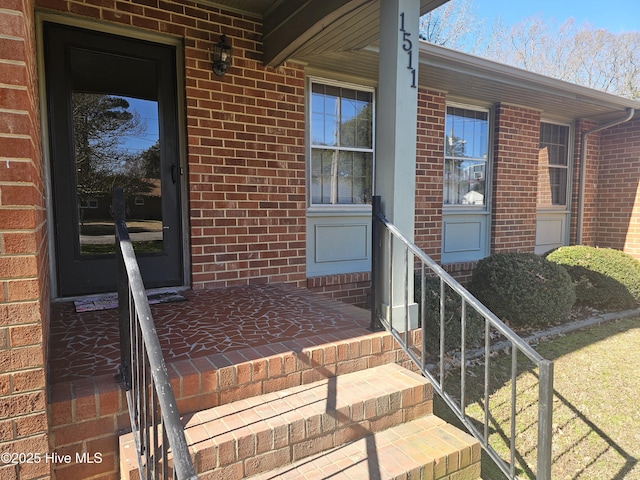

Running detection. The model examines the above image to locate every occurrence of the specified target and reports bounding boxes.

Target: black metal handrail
[371,195,553,480]
[114,188,198,480]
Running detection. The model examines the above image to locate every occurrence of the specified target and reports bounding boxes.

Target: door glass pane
[73,93,163,256]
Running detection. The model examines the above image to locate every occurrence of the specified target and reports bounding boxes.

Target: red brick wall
[415,88,445,262]
[0,0,52,479]
[597,117,640,257]
[36,0,307,291]
[187,59,306,289]
[442,262,477,286]
[27,1,305,478]
[491,104,541,253]
[306,273,371,309]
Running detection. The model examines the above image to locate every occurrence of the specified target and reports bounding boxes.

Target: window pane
[444,106,489,206]
[539,122,570,206]
[310,82,373,206]
[550,168,567,205]
[353,151,372,204]
[538,165,568,207]
[340,90,372,148]
[340,94,357,148]
[550,144,567,166]
[444,158,485,205]
[311,85,339,146]
[335,151,372,204]
[311,149,337,204]
[540,123,569,166]
[337,151,354,204]
[445,107,489,159]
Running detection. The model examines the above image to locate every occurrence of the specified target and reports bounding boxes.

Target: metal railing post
[537,359,554,480]
[114,188,132,390]
[114,187,198,480]
[369,196,383,331]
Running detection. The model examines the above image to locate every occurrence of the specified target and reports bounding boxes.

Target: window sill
[442,208,489,215]
[536,207,570,213]
[307,205,372,216]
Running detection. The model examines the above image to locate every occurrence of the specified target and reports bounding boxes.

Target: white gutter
[576,107,635,244]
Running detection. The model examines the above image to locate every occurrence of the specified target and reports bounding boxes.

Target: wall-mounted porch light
[212,34,232,76]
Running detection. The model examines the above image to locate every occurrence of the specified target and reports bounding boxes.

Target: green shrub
[414,275,484,353]
[468,253,575,327]
[545,246,640,309]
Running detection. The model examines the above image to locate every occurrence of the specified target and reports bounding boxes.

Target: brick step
[120,362,434,479]
[246,415,482,480]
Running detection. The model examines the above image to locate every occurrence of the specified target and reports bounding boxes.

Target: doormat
[74,290,187,313]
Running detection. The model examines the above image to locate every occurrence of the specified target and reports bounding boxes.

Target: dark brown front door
[44,23,184,296]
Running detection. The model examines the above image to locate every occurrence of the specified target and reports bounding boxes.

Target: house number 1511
[399,12,417,88]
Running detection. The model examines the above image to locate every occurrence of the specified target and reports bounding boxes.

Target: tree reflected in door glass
[72,93,163,256]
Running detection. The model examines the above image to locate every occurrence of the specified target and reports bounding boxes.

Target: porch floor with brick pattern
[49,283,371,384]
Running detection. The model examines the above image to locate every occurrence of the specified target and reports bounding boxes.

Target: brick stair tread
[190,362,432,474]
[120,362,434,478]
[245,415,482,480]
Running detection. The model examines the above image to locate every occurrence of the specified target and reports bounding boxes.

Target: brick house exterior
[491,104,541,253]
[597,117,640,256]
[1,1,51,479]
[2,0,640,478]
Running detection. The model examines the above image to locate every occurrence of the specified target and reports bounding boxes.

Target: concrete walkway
[464,306,640,362]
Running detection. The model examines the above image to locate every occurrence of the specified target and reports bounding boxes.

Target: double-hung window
[538,122,570,207]
[442,104,491,263]
[306,80,374,277]
[444,106,489,207]
[310,82,373,206]
[535,122,572,254]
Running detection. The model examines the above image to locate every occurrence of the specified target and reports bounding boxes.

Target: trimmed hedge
[415,275,484,353]
[468,253,575,327]
[545,246,640,309]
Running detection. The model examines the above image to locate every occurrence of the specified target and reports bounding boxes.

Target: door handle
[171,165,182,184]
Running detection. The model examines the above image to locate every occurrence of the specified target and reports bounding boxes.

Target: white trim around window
[307,77,375,212]
[306,77,375,276]
[443,103,492,211]
[442,102,493,264]
[535,119,574,254]
[537,120,573,212]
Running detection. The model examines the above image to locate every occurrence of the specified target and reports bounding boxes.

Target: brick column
[491,104,541,253]
[0,1,52,479]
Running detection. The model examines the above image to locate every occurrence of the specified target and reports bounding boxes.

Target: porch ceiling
[200,0,640,122]
[202,0,450,67]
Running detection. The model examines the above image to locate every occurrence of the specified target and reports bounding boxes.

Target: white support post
[376,0,420,331]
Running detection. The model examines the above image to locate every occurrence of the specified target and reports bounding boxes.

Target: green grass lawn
[434,317,640,479]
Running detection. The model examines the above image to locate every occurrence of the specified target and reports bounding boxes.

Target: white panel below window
[306,214,371,276]
[442,214,489,263]
[535,213,568,255]
[315,224,368,263]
